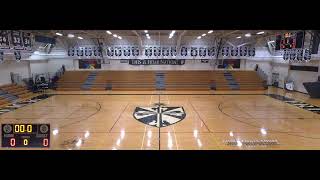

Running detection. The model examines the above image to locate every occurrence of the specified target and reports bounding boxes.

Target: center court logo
[133,105,186,128]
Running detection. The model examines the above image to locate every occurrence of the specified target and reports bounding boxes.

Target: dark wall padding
[303,82,320,98]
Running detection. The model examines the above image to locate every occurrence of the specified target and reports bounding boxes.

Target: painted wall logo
[133,106,186,127]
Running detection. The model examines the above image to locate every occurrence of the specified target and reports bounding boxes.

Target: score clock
[1,124,50,148]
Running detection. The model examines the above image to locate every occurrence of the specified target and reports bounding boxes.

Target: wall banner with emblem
[11,30,23,50]
[0,31,10,49]
[22,32,32,51]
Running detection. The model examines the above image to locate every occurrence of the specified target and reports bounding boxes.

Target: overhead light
[202,34,206,37]
[169,30,176,38]
[245,33,251,37]
[236,36,241,39]
[146,33,150,37]
[106,31,112,35]
[144,30,148,33]
[118,36,122,39]
[147,36,151,39]
[197,36,201,39]
[67,34,74,38]
[77,36,83,40]
[208,30,213,34]
[269,40,275,43]
[256,31,265,35]
[113,34,118,38]
[55,32,63,36]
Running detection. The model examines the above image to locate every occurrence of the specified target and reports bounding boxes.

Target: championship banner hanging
[0,30,10,49]
[129,59,185,65]
[11,30,23,50]
[22,32,32,50]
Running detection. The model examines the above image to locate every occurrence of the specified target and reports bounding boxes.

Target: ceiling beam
[132,30,143,48]
[220,30,240,38]
[177,30,187,49]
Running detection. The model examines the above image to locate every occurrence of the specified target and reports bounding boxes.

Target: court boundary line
[108,103,130,132]
[217,100,320,140]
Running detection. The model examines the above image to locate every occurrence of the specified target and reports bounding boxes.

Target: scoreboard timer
[1,124,50,148]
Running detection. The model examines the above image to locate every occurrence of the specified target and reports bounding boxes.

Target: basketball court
[1,30,320,150]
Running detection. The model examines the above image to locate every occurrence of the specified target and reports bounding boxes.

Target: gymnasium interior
[1,30,320,150]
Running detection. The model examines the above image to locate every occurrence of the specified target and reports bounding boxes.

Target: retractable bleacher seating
[0,84,34,108]
[56,71,90,91]
[230,71,266,90]
[56,70,266,91]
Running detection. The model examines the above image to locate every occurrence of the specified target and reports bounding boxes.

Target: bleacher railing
[256,67,268,88]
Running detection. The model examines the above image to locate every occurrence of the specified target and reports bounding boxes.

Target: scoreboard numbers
[2,124,50,148]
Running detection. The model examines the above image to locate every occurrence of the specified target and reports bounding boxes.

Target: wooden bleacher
[56,71,90,91]
[230,71,266,90]
[0,84,35,108]
[55,70,266,91]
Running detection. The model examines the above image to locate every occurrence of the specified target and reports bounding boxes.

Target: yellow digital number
[14,125,19,133]
[20,125,25,133]
[23,139,28,146]
[27,125,32,133]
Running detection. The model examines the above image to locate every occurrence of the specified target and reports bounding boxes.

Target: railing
[256,67,268,88]
[51,65,65,89]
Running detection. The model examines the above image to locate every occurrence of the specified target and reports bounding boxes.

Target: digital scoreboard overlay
[1,124,50,148]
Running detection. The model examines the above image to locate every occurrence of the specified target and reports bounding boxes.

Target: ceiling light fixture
[245,33,251,37]
[208,30,213,34]
[67,34,74,38]
[106,31,112,35]
[55,32,63,36]
[77,36,83,40]
[256,31,265,35]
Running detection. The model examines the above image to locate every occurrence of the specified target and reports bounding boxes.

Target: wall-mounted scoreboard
[1,124,50,148]
[275,31,305,50]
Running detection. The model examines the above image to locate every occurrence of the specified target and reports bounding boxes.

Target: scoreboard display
[1,124,50,148]
[276,31,305,50]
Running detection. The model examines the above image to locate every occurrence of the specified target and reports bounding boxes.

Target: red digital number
[10,138,16,147]
[43,138,49,147]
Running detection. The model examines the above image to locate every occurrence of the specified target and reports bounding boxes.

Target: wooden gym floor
[1,86,320,150]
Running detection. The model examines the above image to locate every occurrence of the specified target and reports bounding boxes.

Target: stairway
[224,71,240,90]
[155,72,165,90]
[81,72,98,90]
